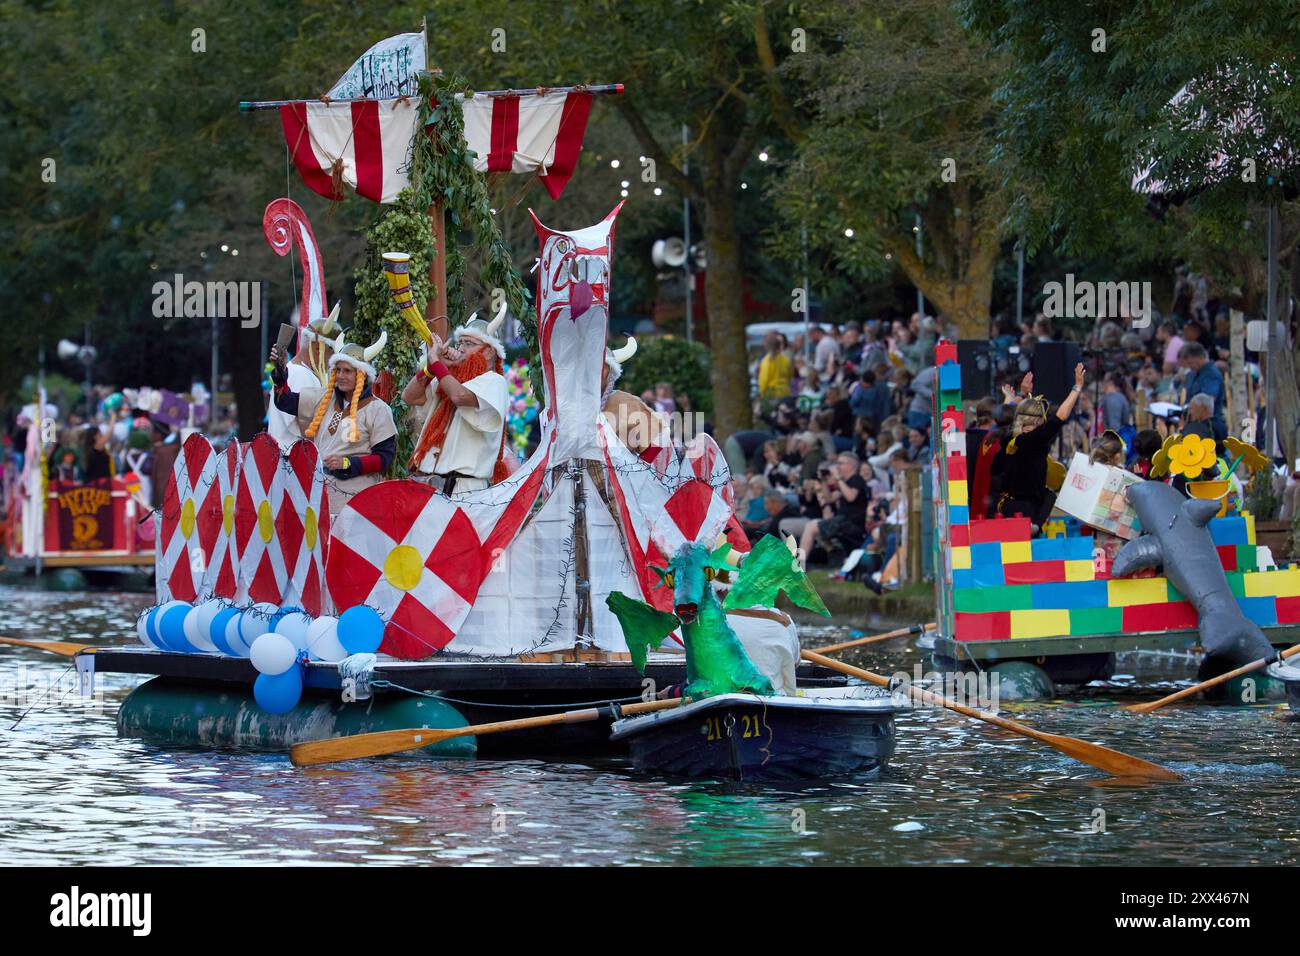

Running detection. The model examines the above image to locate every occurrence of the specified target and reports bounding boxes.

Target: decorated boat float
[76,197,898,778]
[928,341,1300,697]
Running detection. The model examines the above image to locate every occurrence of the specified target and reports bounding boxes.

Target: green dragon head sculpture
[607,534,830,700]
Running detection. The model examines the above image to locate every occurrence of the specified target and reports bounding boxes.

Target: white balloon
[238,605,274,649]
[305,616,347,662]
[250,632,297,676]
[273,612,312,651]
[225,612,249,657]
[189,601,224,653]
[183,604,217,653]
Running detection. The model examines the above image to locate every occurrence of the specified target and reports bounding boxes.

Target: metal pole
[83,320,93,419]
[915,214,925,317]
[682,123,692,344]
[210,308,219,430]
[238,83,623,112]
[802,227,811,359]
[1015,239,1025,329]
[1266,200,1280,457]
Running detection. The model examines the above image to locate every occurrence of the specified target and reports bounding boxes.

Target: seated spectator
[905,425,931,463]
[748,488,800,541]
[797,452,870,568]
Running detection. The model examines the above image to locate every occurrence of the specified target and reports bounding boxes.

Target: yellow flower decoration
[1149,433,1181,478]
[1223,437,1268,476]
[1167,434,1217,479]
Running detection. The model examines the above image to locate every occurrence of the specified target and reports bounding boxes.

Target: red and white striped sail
[280,99,419,204]
[461,91,593,200]
[156,434,217,603]
[235,433,289,604]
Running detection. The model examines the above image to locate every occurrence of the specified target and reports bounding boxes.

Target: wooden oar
[1123,643,1300,714]
[0,637,94,657]
[800,649,1181,782]
[290,696,685,768]
[811,622,934,655]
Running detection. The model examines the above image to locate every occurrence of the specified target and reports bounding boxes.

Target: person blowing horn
[402,304,512,494]
[270,327,397,515]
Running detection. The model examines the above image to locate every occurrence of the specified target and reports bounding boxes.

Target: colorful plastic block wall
[930,343,1298,645]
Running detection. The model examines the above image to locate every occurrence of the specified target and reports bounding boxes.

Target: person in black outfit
[991,362,1086,533]
[798,451,870,565]
[82,426,113,482]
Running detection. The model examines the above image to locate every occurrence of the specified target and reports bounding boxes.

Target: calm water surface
[1,583,1296,866]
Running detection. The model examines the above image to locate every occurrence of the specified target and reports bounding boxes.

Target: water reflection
[0,584,1297,865]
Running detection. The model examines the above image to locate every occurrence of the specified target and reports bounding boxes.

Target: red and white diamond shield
[235,433,288,604]
[326,480,482,659]
[280,439,331,616]
[200,440,243,599]
[156,434,216,603]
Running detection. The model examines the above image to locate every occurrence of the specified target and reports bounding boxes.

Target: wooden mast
[423,19,450,343]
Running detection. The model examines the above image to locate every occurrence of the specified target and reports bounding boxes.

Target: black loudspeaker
[956,340,992,400]
[1031,341,1083,406]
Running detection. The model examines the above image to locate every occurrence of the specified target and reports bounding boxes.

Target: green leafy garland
[351,71,534,476]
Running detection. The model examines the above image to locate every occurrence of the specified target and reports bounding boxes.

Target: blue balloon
[158,603,197,653]
[144,605,165,648]
[338,605,384,655]
[210,608,240,656]
[253,666,302,714]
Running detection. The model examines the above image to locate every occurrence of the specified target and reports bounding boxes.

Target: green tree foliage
[618,336,713,417]
[770,0,1012,336]
[961,0,1300,459]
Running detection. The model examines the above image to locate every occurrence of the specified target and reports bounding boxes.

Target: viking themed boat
[95,193,854,762]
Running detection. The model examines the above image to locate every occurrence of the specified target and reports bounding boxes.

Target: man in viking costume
[599,337,671,460]
[401,305,511,494]
[268,305,341,452]
[269,327,397,514]
[990,362,1086,532]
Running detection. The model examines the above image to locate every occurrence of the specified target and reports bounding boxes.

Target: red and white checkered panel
[199,440,243,600]
[235,433,288,604]
[156,434,216,603]
[326,480,484,659]
[280,439,331,616]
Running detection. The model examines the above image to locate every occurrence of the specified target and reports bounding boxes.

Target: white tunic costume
[414,370,509,492]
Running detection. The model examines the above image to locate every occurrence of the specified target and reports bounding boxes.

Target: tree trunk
[700,163,751,442]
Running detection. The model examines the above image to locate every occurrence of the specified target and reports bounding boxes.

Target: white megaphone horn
[652,237,688,269]
[57,339,81,361]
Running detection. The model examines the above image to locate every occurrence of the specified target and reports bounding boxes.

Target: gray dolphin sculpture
[1112,481,1276,671]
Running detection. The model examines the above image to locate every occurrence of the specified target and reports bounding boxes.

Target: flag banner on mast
[280,99,419,204]
[326,31,426,100]
[459,91,593,200]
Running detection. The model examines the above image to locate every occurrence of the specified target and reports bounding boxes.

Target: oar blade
[1041,731,1182,782]
[290,726,459,767]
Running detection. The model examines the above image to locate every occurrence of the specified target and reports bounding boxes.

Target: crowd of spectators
[728,286,1287,592]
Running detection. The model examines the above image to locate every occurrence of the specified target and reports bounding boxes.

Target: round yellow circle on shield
[304,506,318,550]
[180,498,196,539]
[384,545,424,591]
[258,500,274,544]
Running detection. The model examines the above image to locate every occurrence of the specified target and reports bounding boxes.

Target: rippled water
[1,582,1297,866]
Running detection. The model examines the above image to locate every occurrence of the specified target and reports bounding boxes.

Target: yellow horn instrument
[382,252,433,345]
